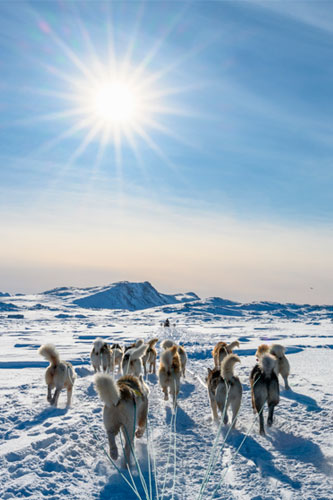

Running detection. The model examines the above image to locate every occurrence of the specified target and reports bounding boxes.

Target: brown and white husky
[95,373,149,465]
[212,340,240,369]
[142,338,159,376]
[206,353,242,426]
[161,339,187,378]
[38,344,76,407]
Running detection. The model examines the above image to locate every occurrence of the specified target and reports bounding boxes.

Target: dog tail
[38,344,60,366]
[95,374,120,407]
[147,338,159,348]
[161,339,175,350]
[259,354,277,377]
[221,354,240,382]
[129,343,147,361]
[161,345,178,370]
[269,344,285,358]
[227,340,240,352]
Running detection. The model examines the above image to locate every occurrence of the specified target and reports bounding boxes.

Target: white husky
[90,338,113,373]
[256,343,290,389]
[38,344,76,407]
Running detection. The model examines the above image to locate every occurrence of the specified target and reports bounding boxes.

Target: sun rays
[23,2,203,181]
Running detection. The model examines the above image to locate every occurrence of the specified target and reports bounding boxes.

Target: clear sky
[1,0,332,303]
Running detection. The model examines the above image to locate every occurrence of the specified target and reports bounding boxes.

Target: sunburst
[24,3,208,180]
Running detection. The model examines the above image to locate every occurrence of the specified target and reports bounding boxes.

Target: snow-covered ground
[0,283,332,500]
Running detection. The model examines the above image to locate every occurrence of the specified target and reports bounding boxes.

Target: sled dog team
[38,335,290,463]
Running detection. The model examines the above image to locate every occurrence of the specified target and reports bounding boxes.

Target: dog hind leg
[122,418,135,466]
[209,394,219,422]
[66,386,73,407]
[51,388,61,407]
[254,386,267,435]
[136,400,148,438]
[230,396,241,429]
[162,385,169,401]
[267,402,276,427]
[47,385,53,403]
[107,430,118,460]
[283,375,290,390]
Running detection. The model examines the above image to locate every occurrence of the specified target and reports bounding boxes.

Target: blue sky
[1,1,333,302]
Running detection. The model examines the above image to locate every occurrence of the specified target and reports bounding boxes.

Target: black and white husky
[206,353,242,426]
[250,353,280,435]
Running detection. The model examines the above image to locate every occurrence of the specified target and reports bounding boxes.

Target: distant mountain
[72,281,199,311]
[0,301,18,311]
[160,297,333,321]
[7,281,332,320]
[0,292,10,297]
[42,286,78,297]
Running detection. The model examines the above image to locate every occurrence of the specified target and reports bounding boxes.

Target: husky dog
[90,338,113,373]
[38,344,76,407]
[212,340,240,369]
[142,338,159,376]
[256,343,290,390]
[250,353,279,435]
[111,343,124,375]
[206,354,242,426]
[95,373,149,465]
[161,340,187,378]
[122,340,147,377]
[158,345,181,408]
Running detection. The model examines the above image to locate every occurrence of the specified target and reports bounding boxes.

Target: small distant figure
[164,318,170,328]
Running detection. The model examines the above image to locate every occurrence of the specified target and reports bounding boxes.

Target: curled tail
[129,343,147,361]
[147,338,159,349]
[227,340,240,352]
[221,353,240,382]
[162,339,175,350]
[95,374,120,407]
[161,345,178,371]
[38,344,60,366]
[269,344,285,358]
[259,354,277,377]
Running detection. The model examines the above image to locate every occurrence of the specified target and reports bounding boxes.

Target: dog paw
[135,428,144,438]
[109,447,118,460]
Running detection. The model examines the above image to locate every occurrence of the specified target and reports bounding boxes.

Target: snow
[0,282,332,499]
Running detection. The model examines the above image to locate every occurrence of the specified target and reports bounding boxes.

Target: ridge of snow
[72,281,200,311]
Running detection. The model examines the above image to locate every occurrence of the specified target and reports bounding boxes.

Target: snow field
[0,305,332,500]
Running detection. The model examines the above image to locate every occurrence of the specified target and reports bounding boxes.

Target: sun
[90,80,140,125]
[31,9,198,170]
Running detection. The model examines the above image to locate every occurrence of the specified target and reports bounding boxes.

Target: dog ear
[207,367,212,374]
